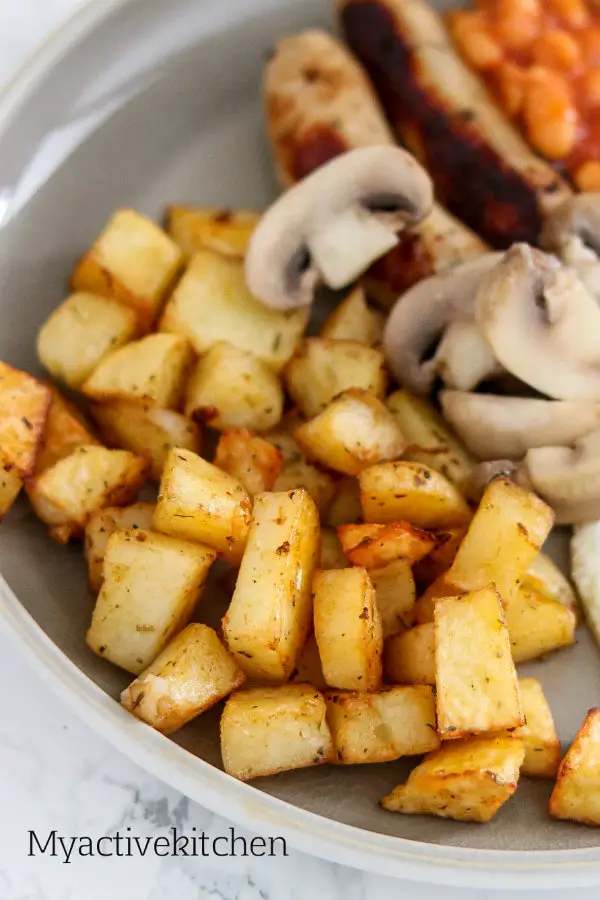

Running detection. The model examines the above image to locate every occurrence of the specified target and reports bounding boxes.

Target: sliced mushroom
[431,320,503,392]
[540,194,600,303]
[475,243,600,401]
[245,146,433,310]
[382,253,501,394]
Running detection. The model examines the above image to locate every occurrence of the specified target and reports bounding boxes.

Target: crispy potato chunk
[320,285,384,346]
[26,445,148,543]
[510,678,560,779]
[83,333,192,409]
[166,205,260,259]
[549,709,600,825]
[267,413,337,514]
[435,586,523,740]
[326,476,362,527]
[222,489,319,681]
[153,448,251,564]
[294,389,406,476]
[159,249,308,372]
[291,635,326,689]
[121,623,245,734]
[313,567,383,691]
[413,527,467,590]
[84,502,156,593]
[505,587,576,663]
[87,529,215,674]
[370,560,416,637]
[71,209,183,330]
[338,522,436,569]
[384,623,436,685]
[320,528,348,570]
[220,684,334,780]
[0,454,22,521]
[523,551,579,615]
[34,388,98,475]
[0,362,51,476]
[284,338,387,419]
[214,429,283,496]
[326,685,439,764]
[381,735,525,823]
[37,292,138,388]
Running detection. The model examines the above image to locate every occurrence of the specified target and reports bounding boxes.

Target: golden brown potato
[413,527,467,590]
[370,559,416,637]
[313,567,383,691]
[0,453,22,521]
[291,635,327,689]
[121,623,246,734]
[326,685,439,764]
[523,552,579,616]
[71,209,183,330]
[505,588,576,664]
[384,623,436,685]
[87,529,215,674]
[166,205,260,259]
[214,429,283,496]
[320,527,348,570]
[222,489,319,681]
[325,476,362,527]
[220,684,334,780]
[84,502,156,593]
[435,586,523,740]
[380,735,525,823]
[0,362,51,477]
[549,708,600,826]
[34,387,99,475]
[511,678,560,779]
[338,522,436,569]
[267,412,337,514]
[320,286,384,345]
[37,292,138,388]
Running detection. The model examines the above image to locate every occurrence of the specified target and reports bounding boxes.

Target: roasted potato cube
[291,635,326,689]
[511,678,560,778]
[265,410,305,464]
[359,461,471,529]
[384,623,436,685]
[381,735,525,823]
[0,454,22,521]
[92,402,200,481]
[435,586,523,740]
[524,551,579,615]
[413,527,467,590]
[220,684,334,780]
[87,529,215,674]
[121,623,245,733]
[71,209,183,330]
[83,333,192,409]
[505,588,576,664]
[294,389,406,476]
[185,342,283,432]
[326,685,439,764]
[320,285,384,346]
[222,489,319,681]
[84,502,156,593]
[284,338,387,419]
[166,205,260,259]
[549,708,600,825]
[0,362,51,476]
[370,560,416,637]
[34,387,98,475]
[37,292,138,388]
[26,446,148,543]
[153,448,251,564]
[338,522,436,569]
[273,459,336,515]
[313,567,383,691]
[326,476,362,527]
[214,429,283,496]
[159,249,308,372]
[320,528,348,570]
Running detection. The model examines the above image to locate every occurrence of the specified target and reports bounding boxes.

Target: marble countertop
[0,2,596,898]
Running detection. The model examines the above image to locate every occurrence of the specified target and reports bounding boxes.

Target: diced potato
[87,529,215,674]
[37,292,138,388]
[166,205,260,259]
[384,623,436,685]
[214,429,283,496]
[505,588,576,664]
[386,390,476,492]
[222,489,319,681]
[313,567,383,691]
[291,635,326,689]
[84,502,156,593]
[185,342,283,432]
[294,389,406,476]
[320,285,384,346]
[0,454,22,521]
[549,708,600,825]
[413,527,467,590]
[523,552,579,615]
[511,678,560,779]
[220,684,334,780]
[83,333,192,409]
[284,338,387,419]
[71,209,183,330]
[435,586,523,740]
[34,387,98,475]
[326,477,362,527]
[370,560,416,637]
[381,735,525,823]
[26,446,148,543]
[273,459,336,515]
[265,411,305,464]
[0,362,51,476]
[121,623,246,734]
[159,249,308,372]
[326,685,439,764]
[153,448,251,564]
[92,402,200,481]
[359,461,471,530]
[320,528,348,570]
[338,522,436,569]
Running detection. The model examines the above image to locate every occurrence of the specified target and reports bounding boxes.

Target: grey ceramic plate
[1,0,600,888]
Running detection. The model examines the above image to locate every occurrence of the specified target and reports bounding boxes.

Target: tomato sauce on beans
[447,0,600,188]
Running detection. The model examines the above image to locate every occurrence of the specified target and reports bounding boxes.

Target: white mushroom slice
[432,320,502,392]
[541,194,600,304]
[441,392,600,460]
[246,146,433,310]
[476,244,600,401]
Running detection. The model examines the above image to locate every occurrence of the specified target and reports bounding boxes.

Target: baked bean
[533,30,582,71]
[579,27,600,66]
[495,0,542,51]
[448,11,504,69]
[524,66,578,157]
[575,160,600,189]
[496,61,528,115]
[547,0,590,28]
[582,68,600,107]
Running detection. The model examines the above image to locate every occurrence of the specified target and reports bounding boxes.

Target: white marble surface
[0,1,597,898]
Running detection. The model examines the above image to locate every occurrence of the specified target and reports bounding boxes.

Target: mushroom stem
[309,207,399,288]
[432,320,503,392]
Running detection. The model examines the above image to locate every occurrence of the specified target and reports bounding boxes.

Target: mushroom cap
[245,146,434,311]
[382,253,501,394]
[475,243,600,401]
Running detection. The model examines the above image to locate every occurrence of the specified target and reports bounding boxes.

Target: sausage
[264,30,487,307]
[336,0,572,248]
